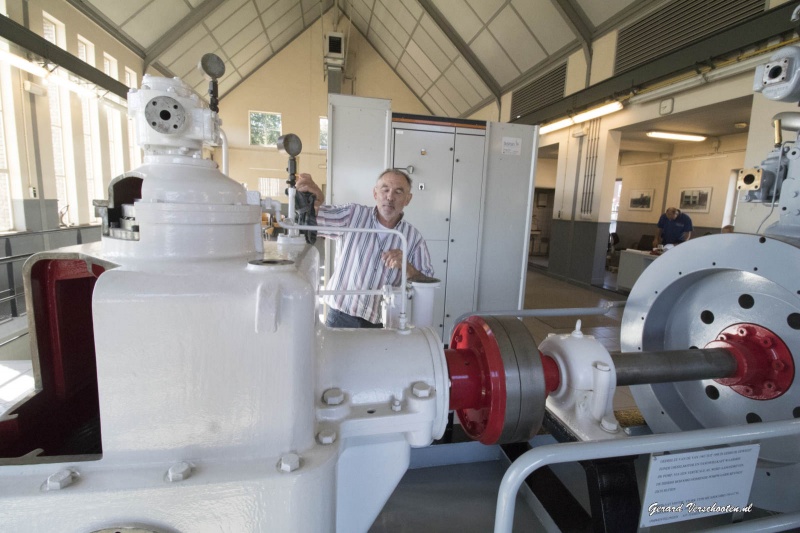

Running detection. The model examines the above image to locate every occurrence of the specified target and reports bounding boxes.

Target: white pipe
[280,220,409,329]
[286,187,300,237]
[494,419,800,533]
[220,128,229,176]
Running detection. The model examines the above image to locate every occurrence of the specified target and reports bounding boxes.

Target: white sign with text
[640,444,760,527]
[501,137,521,155]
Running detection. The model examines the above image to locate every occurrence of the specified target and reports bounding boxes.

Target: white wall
[219,11,428,195]
[616,134,746,229]
[535,157,557,189]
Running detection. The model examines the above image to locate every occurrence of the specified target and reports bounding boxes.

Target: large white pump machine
[1,50,800,532]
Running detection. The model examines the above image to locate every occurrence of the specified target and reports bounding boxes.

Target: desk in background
[617,249,658,292]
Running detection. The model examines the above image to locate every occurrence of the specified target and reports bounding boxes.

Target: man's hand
[381,249,420,277]
[296,173,324,210]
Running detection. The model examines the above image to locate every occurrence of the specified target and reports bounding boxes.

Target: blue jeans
[326,308,383,329]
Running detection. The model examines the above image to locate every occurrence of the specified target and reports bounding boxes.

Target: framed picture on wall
[679,187,712,213]
[537,192,549,207]
[628,189,654,210]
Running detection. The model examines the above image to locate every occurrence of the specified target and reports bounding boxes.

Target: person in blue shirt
[654,207,693,246]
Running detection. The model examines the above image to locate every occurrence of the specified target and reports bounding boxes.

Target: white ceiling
[74,0,670,116]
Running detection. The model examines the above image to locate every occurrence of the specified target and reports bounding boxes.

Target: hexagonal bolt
[166,461,193,482]
[412,381,432,398]
[764,381,776,391]
[601,416,619,433]
[45,469,75,490]
[773,360,786,372]
[761,337,774,348]
[317,429,337,445]
[277,453,301,473]
[391,399,402,412]
[322,387,344,406]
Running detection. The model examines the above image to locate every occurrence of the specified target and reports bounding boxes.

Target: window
[249,111,281,147]
[77,36,94,66]
[610,179,622,233]
[78,37,102,221]
[259,177,283,198]
[44,14,75,222]
[124,68,141,169]
[103,53,118,80]
[319,116,328,150]
[0,80,12,230]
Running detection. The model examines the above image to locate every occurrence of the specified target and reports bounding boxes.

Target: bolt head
[317,429,337,445]
[391,399,402,412]
[322,387,344,406]
[412,381,432,398]
[278,453,300,473]
[45,469,75,490]
[167,461,193,482]
[601,416,619,433]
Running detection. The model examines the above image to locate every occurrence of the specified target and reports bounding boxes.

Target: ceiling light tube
[572,101,623,123]
[0,49,49,78]
[539,117,574,134]
[647,131,707,142]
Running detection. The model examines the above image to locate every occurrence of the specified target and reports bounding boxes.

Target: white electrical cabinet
[328,95,537,340]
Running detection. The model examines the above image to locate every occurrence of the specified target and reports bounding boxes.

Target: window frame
[249,110,282,148]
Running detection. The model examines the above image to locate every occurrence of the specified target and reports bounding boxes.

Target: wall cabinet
[328,95,538,341]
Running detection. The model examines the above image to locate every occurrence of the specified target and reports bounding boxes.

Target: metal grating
[616,0,764,74]
[510,64,567,119]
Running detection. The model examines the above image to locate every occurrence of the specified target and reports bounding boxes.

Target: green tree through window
[250,111,282,146]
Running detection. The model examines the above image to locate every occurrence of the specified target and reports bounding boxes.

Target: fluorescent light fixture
[0,48,49,78]
[572,101,623,122]
[0,48,107,100]
[539,101,623,135]
[647,131,707,142]
[540,117,574,134]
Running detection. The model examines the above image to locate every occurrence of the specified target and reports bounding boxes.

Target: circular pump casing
[621,233,800,512]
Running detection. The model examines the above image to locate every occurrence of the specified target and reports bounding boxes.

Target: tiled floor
[0,360,34,415]
[521,266,637,411]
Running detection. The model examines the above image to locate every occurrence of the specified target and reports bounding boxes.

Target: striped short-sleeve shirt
[317,203,434,324]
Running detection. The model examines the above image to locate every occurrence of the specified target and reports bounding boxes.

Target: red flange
[707,323,794,400]
[446,316,507,444]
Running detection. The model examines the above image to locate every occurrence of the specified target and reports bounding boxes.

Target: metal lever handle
[395,165,414,175]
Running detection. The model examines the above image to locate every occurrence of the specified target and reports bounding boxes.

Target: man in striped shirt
[296,169,434,328]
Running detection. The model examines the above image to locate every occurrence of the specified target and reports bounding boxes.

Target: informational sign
[640,444,760,527]
[501,137,521,155]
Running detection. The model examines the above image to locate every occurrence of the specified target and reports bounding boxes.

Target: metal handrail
[451,301,626,338]
[280,219,411,329]
[494,419,800,532]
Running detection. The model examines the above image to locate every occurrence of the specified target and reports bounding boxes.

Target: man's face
[373,172,412,224]
[666,208,678,220]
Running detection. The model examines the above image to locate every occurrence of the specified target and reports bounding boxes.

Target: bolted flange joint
[708,323,794,400]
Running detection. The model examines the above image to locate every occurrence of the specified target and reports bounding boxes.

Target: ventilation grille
[328,35,343,55]
[510,64,567,119]
[616,0,763,74]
